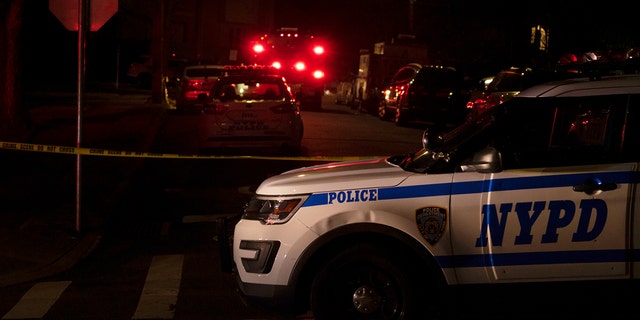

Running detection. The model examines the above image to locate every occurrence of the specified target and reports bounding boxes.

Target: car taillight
[186,80,198,88]
[467,95,501,117]
[466,100,477,109]
[204,103,229,114]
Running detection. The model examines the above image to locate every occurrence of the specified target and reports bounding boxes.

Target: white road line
[2,281,71,319]
[132,254,184,319]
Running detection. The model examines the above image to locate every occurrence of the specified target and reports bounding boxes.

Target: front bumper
[219,215,297,309]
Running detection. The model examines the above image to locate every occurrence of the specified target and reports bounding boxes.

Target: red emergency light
[312,70,325,79]
[313,45,324,55]
[294,62,306,71]
[253,43,265,53]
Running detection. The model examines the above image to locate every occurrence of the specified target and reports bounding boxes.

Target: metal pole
[75,0,89,233]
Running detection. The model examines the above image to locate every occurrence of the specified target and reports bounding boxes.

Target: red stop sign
[50,0,118,31]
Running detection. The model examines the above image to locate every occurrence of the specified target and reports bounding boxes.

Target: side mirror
[459,147,502,173]
[421,129,444,150]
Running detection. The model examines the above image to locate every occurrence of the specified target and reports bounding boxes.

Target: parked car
[198,65,303,153]
[176,64,225,109]
[465,66,578,119]
[378,63,470,130]
[229,73,640,319]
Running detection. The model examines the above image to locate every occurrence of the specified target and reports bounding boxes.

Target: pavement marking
[132,254,184,319]
[2,281,71,319]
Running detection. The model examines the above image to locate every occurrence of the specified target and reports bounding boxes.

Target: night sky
[18,0,640,88]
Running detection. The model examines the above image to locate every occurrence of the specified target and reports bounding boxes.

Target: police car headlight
[242,195,308,224]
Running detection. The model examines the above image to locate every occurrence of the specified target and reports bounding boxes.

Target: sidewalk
[0,91,166,287]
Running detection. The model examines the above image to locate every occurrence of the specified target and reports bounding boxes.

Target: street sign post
[49,0,118,233]
[49,0,118,31]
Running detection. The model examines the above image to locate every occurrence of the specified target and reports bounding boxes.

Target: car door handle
[573,178,617,195]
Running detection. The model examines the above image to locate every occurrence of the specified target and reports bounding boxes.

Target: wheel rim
[347,265,402,318]
[352,284,382,314]
[311,245,417,320]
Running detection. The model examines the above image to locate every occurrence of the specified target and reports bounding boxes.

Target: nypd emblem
[416,207,447,245]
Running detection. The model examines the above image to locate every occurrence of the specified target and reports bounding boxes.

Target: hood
[255,157,413,195]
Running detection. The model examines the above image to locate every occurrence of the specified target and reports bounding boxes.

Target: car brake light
[203,103,229,114]
[272,61,282,69]
[312,70,324,79]
[466,100,476,109]
[294,62,306,71]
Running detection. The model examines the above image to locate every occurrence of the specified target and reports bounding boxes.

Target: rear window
[415,68,463,88]
[213,79,286,101]
[391,66,418,83]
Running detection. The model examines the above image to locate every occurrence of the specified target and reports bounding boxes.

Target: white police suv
[230,74,640,319]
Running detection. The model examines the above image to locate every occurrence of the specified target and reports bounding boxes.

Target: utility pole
[151,0,166,104]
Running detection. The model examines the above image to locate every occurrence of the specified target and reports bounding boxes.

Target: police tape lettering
[1,140,378,161]
[328,189,378,204]
[475,199,607,247]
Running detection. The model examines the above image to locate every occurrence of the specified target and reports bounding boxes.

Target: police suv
[230,74,640,319]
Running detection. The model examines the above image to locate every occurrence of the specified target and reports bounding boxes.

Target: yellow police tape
[0,141,382,162]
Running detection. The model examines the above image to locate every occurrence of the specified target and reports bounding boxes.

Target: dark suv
[378,63,470,130]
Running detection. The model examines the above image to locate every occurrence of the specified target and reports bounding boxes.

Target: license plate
[229,121,268,130]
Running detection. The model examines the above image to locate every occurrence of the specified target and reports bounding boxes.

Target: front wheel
[310,242,435,320]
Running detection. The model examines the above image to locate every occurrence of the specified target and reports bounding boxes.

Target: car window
[622,94,640,159]
[494,95,632,169]
[213,79,286,101]
[415,68,462,88]
[430,93,636,174]
[391,66,417,83]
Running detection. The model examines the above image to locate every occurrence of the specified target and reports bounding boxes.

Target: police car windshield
[400,104,500,173]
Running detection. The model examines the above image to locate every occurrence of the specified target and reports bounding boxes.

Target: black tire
[310,242,430,320]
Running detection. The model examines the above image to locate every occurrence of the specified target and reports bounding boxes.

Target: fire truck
[246,27,327,110]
